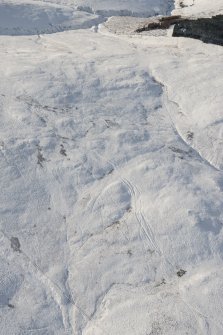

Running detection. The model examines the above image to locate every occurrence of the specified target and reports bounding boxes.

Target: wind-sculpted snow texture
[0,0,223,334]
[173,0,223,17]
[0,2,103,35]
[73,0,174,17]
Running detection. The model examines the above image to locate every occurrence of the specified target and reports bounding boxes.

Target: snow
[0,0,223,334]
[0,2,103,35]
[73,0,174,17]
[173,0,223,17]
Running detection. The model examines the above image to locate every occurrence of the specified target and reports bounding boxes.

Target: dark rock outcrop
[173,15,223,46]
[135,15,182,32]
[136,14,223,46]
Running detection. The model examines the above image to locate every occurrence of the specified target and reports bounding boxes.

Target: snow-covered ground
[173,0,223,17]
[0,1,103,35]
[0,0,223,334]
[71,0,174,17]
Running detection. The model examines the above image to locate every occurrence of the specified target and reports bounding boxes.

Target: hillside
[0,0,223,334]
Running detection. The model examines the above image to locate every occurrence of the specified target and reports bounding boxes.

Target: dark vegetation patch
[60,144,67,156]
[37,145,46,167]
[179,0,194,8]
[169,146,193,159]
[186,131,194,141]
[155,278,166,287]
[179,1,187,8]
[177,269,186,277]
[127,249,133,257]
[10,237,21,252]
[7,303,15,308]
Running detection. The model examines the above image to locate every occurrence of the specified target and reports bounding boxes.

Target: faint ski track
[87,151,160,255]
[121,177,161,254]
[88,152,179,278]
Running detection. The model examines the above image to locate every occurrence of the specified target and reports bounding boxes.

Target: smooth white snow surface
[0,0,223,334]
[173,0,223,17]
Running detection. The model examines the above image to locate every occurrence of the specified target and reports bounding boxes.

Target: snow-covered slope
[0,1,223,335]
[0,2,102,35]
[173,0,223,17]
[72,0,174,17]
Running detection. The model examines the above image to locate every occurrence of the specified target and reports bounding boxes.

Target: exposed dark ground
[173,15,223,46]
[136,15,223,46]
